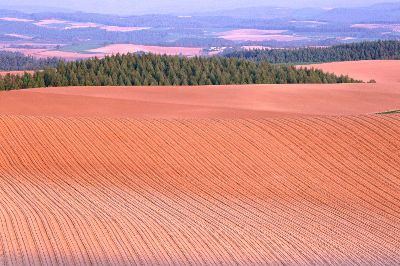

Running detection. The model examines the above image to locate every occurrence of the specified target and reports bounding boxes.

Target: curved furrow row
[0,115,399,265]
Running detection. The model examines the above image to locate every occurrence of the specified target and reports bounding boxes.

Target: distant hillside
[199,6,324,20]
[202,2,400,23]
[0,51,59,71]
[2,2,400,51]
[316,2,400,23]
[0,53,360,91]
[223,40,400,64]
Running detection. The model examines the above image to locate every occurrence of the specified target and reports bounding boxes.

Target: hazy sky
[1,0,397,15]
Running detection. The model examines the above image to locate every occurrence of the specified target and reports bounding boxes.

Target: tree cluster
[0,53,359,91]
[223,40,400,64]
[0,51,60,71]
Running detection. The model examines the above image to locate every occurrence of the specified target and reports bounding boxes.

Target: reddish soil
[1,42,201,60]
[302,60,400,83]
[1,43,204,60]
[2,55,399,118]
[0,83,399,118]
[0,115,399,264]
[0,60,399,264]
[32,50,104,60]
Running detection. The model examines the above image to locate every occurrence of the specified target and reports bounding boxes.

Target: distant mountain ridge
[316,2,400,22]
[0,5,75,14]
[198,2,400,23]
[2,2,400,23]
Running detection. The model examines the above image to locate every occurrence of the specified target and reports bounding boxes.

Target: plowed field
[0,60,399,265]
[0,115,399,265]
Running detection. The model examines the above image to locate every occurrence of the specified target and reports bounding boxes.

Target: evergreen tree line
[0,53,360,91]
[0,51,60,71]
[223,40,400,64]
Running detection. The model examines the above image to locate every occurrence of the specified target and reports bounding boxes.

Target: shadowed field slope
[0,115,399,265]
[1,83,399,118]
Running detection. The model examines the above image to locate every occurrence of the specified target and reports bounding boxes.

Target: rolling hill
[1,60,399,118]
[0,59,399,264]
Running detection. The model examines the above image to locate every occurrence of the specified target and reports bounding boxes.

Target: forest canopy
[223,41,400,64]
[0,51,60,71]
[0,53,360,91]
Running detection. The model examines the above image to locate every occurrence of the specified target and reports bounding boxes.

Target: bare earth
[88,44,203,57]
[0,115,399,265]
[218,29,307,42]
[1,44,203,60]
[2,60,400,118]
[0,83,399,118]
[0,60,399,265]
[303,60,400,83]
[3,60,398,118]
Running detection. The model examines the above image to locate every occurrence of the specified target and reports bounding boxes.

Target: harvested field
[99,26,150,32]
[1,43,202,59]
[0,44,204,59]
[220,29,289,35]
[0,17,34,22]
[88,44,203,57]
[1,47,104,60]
[61,22,150,32]
[31,50,104,60]
[302,60,400,83]
[0,115,399,264]
[290,20,327,25]
[218,29,307,42]
[34,19,67,28]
